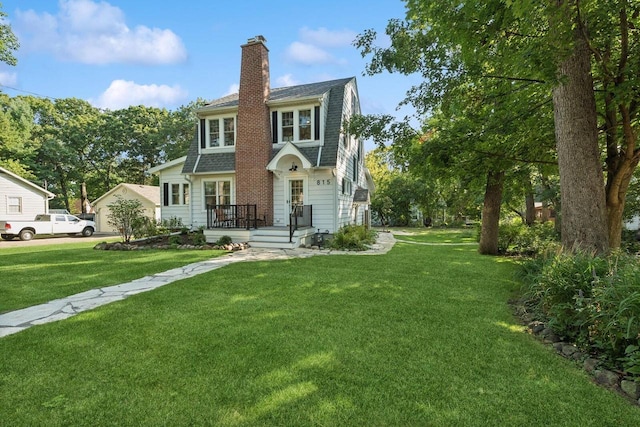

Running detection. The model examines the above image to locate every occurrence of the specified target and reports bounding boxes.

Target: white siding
[272,173,285,225]
[0,173,50,221]
[307,170,336,233]
[158,163,191,227]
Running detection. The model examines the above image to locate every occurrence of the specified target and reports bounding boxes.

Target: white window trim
[201,178,234,212]
[278,105,315,144]
[168,183,189,206]
[7,196,22,214]
[204,116,236,150]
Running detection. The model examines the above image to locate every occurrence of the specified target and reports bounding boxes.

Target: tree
[0,94,38,176]
[0,3,18,66]
[355,0,636,253]
[107,195,145,243]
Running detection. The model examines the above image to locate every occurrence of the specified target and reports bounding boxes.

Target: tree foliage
[0,3,18,66]
[0,94,203,211]
[355,0,640,253]
[106,195,145,243]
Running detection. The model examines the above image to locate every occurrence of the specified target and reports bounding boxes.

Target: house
[92,183,160,232]
[0,166,55,221]
[149,35,373,248]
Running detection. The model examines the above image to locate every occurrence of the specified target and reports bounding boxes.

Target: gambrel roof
[182,77,354,174]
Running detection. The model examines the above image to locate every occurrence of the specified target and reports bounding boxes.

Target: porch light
[289,162,298,172]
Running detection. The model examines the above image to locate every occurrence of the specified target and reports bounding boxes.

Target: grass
[0,235,638,425]
[0,241,226,313]
[389,226,477,244]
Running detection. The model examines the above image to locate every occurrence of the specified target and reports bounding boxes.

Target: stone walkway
[0,232,396,338]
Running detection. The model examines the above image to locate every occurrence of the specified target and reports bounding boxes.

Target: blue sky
[0,0,421,136]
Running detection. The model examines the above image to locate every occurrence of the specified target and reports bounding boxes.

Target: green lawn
[389,227,477,244]
[0,241,226,313]
[0,235,638,425]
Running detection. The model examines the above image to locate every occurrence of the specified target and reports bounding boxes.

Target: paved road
[0,233,119,249]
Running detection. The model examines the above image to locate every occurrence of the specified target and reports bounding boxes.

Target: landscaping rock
[584,358,600,373]
[621,380,640,400]
[529,321,545,334]
[553,342,564,353]
[541,328,561,343]
[561,344,578,357]
[594,369,619,387]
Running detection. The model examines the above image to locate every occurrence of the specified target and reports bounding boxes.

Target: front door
[287,179,304,225]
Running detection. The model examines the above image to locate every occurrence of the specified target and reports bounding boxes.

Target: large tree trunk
[606,162,637,249]
[525,190,536,226]
[551,22,609,253]
[478,170,504,255]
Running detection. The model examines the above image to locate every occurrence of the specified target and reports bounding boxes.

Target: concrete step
[248,240,298,249]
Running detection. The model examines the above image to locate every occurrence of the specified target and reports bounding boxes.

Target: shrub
[216,235,233,246]
[520,251,640,377]
[191,231,207,246]
[106,195,146,243]
[330,225,377,251]
[132,217,160,239]
[621,228,640,254]
[484,220,559,256]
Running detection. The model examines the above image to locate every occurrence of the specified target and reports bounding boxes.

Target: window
[183,184,189,205]
[209,119,220,147]
[275,108,317,143]
[204,117,235,148]
[7,197,21,214]
[163,183,189,206]
[223,118,235,146]
[351,89,357,114]
[352,156,358,181]
[171,184,180,205]
[282,112,294,142]
[342,178,352,195]
[299,109,311,140]
[204,180,231,208]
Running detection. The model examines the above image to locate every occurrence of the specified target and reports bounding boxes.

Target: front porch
[203,226,316,249]
[204,204,315,249]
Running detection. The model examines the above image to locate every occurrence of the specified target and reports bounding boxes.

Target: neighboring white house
[148,35,373,248]
[92,183,160,232]
[0,166,55,221]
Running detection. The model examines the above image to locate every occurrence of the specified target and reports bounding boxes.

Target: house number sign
[316,179,331,185]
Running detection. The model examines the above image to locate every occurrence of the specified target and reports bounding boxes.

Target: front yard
[0,241,226,313]
[0,230,638,425]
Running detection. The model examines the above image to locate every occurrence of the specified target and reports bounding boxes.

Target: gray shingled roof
[183,77,354,173]
[204,77,353,108]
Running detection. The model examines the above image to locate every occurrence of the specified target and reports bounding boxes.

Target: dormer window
[200,116,235,149]
[272,106,320,143]
[282,112,294,142]
[209,119,220,147]
[223,118,235,146]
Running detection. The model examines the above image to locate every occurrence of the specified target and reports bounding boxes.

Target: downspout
[185,174,194,229]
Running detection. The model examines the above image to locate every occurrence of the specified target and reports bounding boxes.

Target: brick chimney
[236,35,273,225]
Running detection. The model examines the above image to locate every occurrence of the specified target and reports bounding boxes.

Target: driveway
[0,233,119,249]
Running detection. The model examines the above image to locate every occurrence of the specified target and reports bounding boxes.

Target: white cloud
[0,71,18,87]
[299,27,357,47]
[275,74,299,87]
[285,42,334,65]
[223,83,239,96]
[15,0,187,65]
[93,79,188,110]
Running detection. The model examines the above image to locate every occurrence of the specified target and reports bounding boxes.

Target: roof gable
[93,183,160,206]
[0,167,55,198]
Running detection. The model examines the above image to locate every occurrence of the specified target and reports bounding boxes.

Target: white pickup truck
[0,214,96,241]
